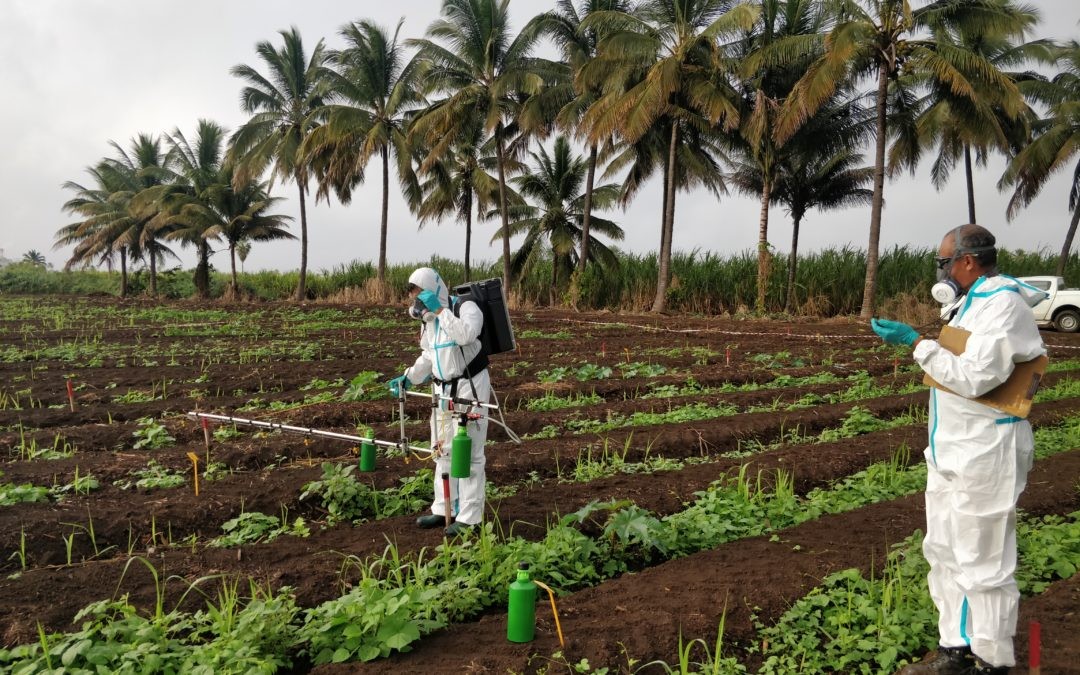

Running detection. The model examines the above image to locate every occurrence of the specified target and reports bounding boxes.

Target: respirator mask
[934,281,966,320]
[931,261,963,305]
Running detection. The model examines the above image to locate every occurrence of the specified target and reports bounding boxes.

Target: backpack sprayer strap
[430,348,487,410]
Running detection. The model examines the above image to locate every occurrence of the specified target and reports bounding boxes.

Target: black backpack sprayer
[186,278,521,495]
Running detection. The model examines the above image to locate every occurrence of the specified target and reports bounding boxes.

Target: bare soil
[3,299,1079,673]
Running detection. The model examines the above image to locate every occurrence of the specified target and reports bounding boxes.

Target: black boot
[416,513,448,529]
[968,656,1009,675]
[895,646,973,675]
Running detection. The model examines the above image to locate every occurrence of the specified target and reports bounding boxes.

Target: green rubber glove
[870,318,919,346]
[388,375,409,398]
[417,289,442,312]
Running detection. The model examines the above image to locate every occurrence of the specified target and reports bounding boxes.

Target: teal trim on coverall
[930,389,939,465]
[961,597,970,645]
[957,277,1019,322]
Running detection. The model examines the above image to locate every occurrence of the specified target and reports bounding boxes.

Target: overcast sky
[1,0,1078,273]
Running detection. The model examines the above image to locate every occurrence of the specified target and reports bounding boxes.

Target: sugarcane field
[1,294,1078,674]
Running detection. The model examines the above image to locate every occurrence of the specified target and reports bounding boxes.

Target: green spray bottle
[359,431,376,472]
[507,561,537,642]
[450,416,472,478]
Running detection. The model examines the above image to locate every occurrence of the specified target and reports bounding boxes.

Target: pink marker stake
[201,417,211,453]
[725,348,731,366]
[66,380,75,412]
[1030,621,1041,675]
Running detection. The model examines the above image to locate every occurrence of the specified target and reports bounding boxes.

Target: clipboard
[922,325,1047,418]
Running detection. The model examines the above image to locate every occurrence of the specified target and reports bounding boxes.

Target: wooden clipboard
[922,325,1047,418]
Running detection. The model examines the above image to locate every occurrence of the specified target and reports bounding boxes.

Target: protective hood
[408,267,449,308]
[998,275,1051,308]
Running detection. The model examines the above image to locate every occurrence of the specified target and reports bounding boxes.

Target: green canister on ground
[507,561,537,643]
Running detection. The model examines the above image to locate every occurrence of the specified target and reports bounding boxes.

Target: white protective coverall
[912,274,1047,667]
[404,268,490,526]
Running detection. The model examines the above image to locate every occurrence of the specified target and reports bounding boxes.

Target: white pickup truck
[1017,276,1080,332]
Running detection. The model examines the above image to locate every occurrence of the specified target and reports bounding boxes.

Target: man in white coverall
[387,267,489,537]
[871,225,1047,675]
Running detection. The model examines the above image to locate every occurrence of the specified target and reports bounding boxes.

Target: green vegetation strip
[525,370,928,440]
[5,416,1079,672]
[751,511,1080,674]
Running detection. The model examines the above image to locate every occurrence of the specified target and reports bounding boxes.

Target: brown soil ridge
[338,447,1080,675]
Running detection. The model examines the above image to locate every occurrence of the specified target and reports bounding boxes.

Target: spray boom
[185,411,434,456]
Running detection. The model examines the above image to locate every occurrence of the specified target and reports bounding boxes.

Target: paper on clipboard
[922,325,1047,418]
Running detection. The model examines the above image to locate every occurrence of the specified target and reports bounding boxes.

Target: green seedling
[132,417,175,450]
[9,528,27,570]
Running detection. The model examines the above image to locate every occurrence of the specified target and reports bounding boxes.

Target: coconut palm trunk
[860,63,890,320]
[295,179,309,301]
[496,134,512,293]
[464,189,474,281]
[119,248,129,298]
[964,145,976,224]
[148,248,157,297]
[786,213,802,312]
[1057,205,1080,277]
[194,241,211,299]
[653,151,672,308]
[756,177,772,314]
[550,257,559,306]
[379,146,390,296]
[652,123,679,313]
[578,143,598,276]
[230,244,241,294]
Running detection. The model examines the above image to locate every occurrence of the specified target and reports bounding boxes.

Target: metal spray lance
[397,379,408,452]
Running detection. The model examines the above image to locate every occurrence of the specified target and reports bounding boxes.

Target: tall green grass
[4,247,1078,316]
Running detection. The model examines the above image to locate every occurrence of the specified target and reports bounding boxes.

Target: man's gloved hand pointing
[871,318,920,346]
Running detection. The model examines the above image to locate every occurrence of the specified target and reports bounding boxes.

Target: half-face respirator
[931,267,963,304]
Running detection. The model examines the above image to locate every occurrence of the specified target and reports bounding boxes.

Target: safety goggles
[935,252,976,270]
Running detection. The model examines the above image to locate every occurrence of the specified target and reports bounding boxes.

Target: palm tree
[156,120,230,298]
[416,119,502,280]
[890,0,1048,224]
[57,163,124,282]
[731,97,874,311]
[237,241,252,273]
[409,0,553,293]
[581,0,759,312]
[57,135,175,296]
[21,250,46,266]
[181,165,294,295]
[532,0,633,298]
[159,120,294,298]
[776,0,1026,318]
[111,135,177,296]
[305,19,422,292]
[734,0,828,313]
[230,26,328,301]
[497,135,624,303]
[1001,40,1080,276]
